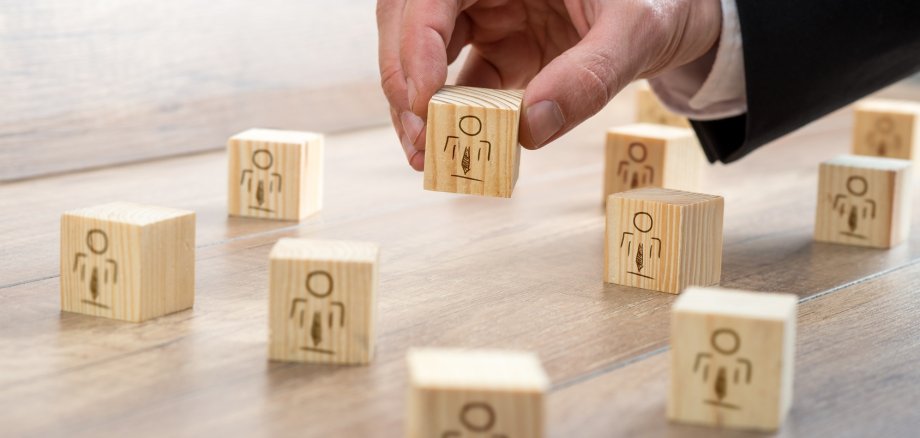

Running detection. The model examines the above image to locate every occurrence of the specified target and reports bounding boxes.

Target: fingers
[456,49,504,89]
[399,0,465,116]
[519,15,648,149]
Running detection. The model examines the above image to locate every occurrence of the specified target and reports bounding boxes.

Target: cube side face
[228,137,314,220]
[424,101,521,198]
[605,196,683,293]
[61,215,143,321]
[661,135,705,193]
[268,256,377,364]
[669,311,791,431]
[301,136,324,217]
[677,198,724,291]
[603,132,666,197]
[636,87,690,128]
[853,109,917,161]
[138,213,196,322]
[814,163,898,248]
[408,387,543,438]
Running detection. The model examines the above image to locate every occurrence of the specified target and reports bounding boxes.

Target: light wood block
[604,123,704,198]
[407,349,549,438]
[268,238,378,365]
[227,128,323,221]
[814,154,912,248]
[605,188,723,294]
[669,287,797,431]
[424,86,524,198]
[636,81,691,128]
[60,202,195,322]
[852,98,920,162]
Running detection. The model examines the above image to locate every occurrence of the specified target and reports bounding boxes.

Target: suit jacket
[693,0,920,163]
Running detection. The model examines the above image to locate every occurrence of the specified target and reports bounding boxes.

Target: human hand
[378,0,722,171]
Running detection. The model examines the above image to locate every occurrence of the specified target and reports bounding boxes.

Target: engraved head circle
[458,116,483,137]
[628,142,648,163]
[459,402,496,432]
[874,116,894,133]
[633,212,654,233]
[252,149,274,170]
[305,271,333,298]
[86,229,109,255]
[846,175,868,197]
[711,328,740,355]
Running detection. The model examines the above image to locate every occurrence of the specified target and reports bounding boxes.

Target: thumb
[519,21,646,149]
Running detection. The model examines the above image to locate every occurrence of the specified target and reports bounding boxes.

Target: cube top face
[814,154,912,248]
[408,349,549,392]
[424,86,524,198]
[60,203,195,322]
[669,288,797,431]
[853,99,920,160]
[636,83,690,128]
[227,129,324,221]
[407,349,547,438]
[604,124,700,196]
[268,238,379,365]
[606,188,724,294]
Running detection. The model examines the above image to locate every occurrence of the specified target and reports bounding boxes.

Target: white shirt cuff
[647,0,747,121]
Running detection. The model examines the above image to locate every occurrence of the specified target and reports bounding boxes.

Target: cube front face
[603,125,702,198]
[268,242,378,365]
[424,86,523,198]
[814,158,911,248]
[853,107,918,161]
[60,204,195,322]
[227,129,323,221]
[605,189,723,294]
[408,388,543,438]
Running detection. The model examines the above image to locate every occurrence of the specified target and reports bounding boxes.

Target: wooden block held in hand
[604,123,704,198]
[424,86,524,198]
[814,154,912,248]
[60,202,196,322]
[407,349,549,438]
[669,287,797,431]
[268,238,378,365]
[852,98,920,162]
[605,188,723,294]
[636,82,691,128]
[227,128,323,221]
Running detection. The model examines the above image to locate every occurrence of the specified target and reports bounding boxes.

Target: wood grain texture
[268,238,378,365]
[2,83,920,437]
[606,188,724,294]
[604,124,704,198]
[407,349,548,438]
[635,82,691,128]
[814,155,913,248]
[227,129,324,221]
[852,98,920,161]
[424,86,524,198]
[669,288,797,431]
[60,202,195,322]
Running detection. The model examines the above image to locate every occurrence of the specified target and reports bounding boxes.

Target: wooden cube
[814,154,912,248]
[407,349,548,438]
[424,86,524,198]
[268,238,378,365]
[604,123,704,198]
[60,202,195,322]
[669,287,797,431]
[227,128,323,221]
[605,188,724,294]
[852,98,920,162]
[636,82,690,128]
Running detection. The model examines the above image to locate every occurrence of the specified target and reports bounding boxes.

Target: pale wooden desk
[1,86,919,437]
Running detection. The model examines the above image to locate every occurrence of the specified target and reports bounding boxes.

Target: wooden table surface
[2,84,919,437]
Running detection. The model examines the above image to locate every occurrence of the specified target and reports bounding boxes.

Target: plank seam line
[550,257,920,393]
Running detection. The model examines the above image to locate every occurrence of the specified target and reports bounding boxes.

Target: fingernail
[406,78,418,111]
[526,100,565,148]
[400,111,425,146]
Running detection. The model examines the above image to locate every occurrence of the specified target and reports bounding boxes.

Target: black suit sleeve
[692,0,920,163]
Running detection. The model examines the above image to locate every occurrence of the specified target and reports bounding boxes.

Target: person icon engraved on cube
[617,142,656,189]
[239,149,282,213]
[831,175,876,239]
[441,402,508,438]
[289,270,345,355]
[619,212,662,280]
[866,116,902,157]
[693,328,752,411]
[72,229,118,309]
[442,115,492,183]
